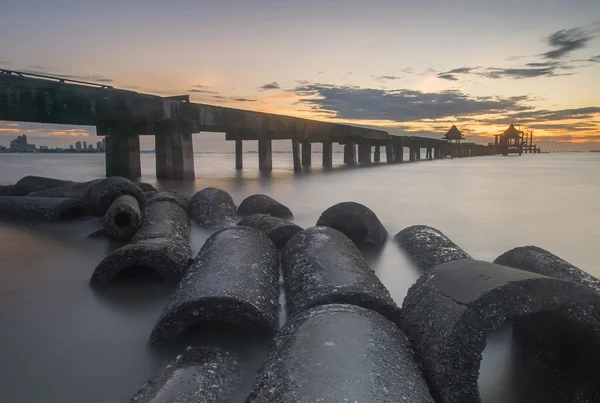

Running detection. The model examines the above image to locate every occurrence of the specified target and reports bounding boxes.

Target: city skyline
[0,1,599,150]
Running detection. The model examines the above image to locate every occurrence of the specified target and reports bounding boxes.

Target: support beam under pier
[156,131,195,179]
[374,146,381,162]
[235,139,243,170]
[322,141,333,168]
[105,135,141,179]
[358,144,372,163]
[259,139,273,172]
[394,144,404,163]
[386,144,395,164]
[301,141,312,166]
[344,143,357,165]
[292,140,301,171]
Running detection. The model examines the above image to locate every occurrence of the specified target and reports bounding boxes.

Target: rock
[237,194,293,218]
[90,198,191,285]
[188,187,236,229]
[0,185,18,196]
[145,191,189,211]
[495,245,600,294]
[400,259,600,403]
[28,180,102,201]
[246,304,434,403]
[136,182,157,192]
[14,175,74,195]
[316,201,387,247]
[282,226,401,324]
[103,195,142,240]
[88,176,146,215]
[130,347,241,403]
[0,196,89,220]
[237,214,302,248]
[149,226,279,346]
[394,225,472,272]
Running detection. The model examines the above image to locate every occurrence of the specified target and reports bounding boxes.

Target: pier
[2,70,523,180]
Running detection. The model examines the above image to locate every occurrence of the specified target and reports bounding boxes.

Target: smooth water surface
[0,151,598,402]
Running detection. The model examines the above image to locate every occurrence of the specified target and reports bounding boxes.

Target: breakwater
[1,175,593,401]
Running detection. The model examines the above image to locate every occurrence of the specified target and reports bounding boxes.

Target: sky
[1,0,599,151]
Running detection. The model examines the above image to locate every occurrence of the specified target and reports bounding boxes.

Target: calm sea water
[0,151,598,403]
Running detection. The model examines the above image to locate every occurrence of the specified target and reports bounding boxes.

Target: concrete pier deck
[1,69,487,180]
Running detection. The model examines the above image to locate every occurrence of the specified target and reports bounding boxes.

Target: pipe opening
[479,312,600,403]
[114,212,132,228]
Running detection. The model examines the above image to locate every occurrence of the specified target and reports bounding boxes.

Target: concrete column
[156,129,195,179]
[409,146,416,161]
[386,144,395,164]
[344,143,357,165]
[322,141,333,168]
[301,141,312,166]
[292,140,301,171]
[357,144,371,163]
[374,146,381,162]
[235,139,243,170]
[416,141,421,160]
[105,135,141,180]
[155,134,173,179]
[394,144,404,163]
[258,138,273,171]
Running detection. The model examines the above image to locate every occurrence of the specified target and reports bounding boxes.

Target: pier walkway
[0,70,486,179]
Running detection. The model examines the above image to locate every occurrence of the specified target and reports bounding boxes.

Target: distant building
[75,141,82,151]
[70,145,74,150]
[83,141,87,150]
[39,145,49,150]
[442,126,465,144]
[10,135,36,152]
[88,144,94,150]
[96,141,103,151]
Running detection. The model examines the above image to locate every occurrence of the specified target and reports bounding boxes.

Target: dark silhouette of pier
[2,69,501,179]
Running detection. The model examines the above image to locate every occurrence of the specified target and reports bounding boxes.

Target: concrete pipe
[135,182,157,192]
[246,304,434,403]
[103,195,142,240]
[237,214,302,248]
[90,197,191,285]
[188,187,237,229]
[0,185,18,196]
[145,191,189,211]
[27,179,101,201]
[14,175,74,195]
[130,347,240,403]
[394,225,472,272]
[149,226,279,346]
[316,201,387,247]
[88,176,146,215]
[400,259,600,403]
[237,194,293,218]
[282,226,401,323]
[0,196,89,220]
[495,245,600,293]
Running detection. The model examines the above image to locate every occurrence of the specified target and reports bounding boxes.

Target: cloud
[188,88,219,94]
[543,27,597,59]
[0,60,11,66]
[293,83,531,122]
[232,98,256,102]
[373,75,401,82]
[477,107,600,125]
[482,67,559,79]
[191,84,208,88]
[437,74,459,81]
[259,82,281,91]
[589,55,600,63]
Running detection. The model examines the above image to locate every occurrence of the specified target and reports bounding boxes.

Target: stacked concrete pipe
[149,226,280,346]
[90,193,191,285]
[395,225,600,403]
